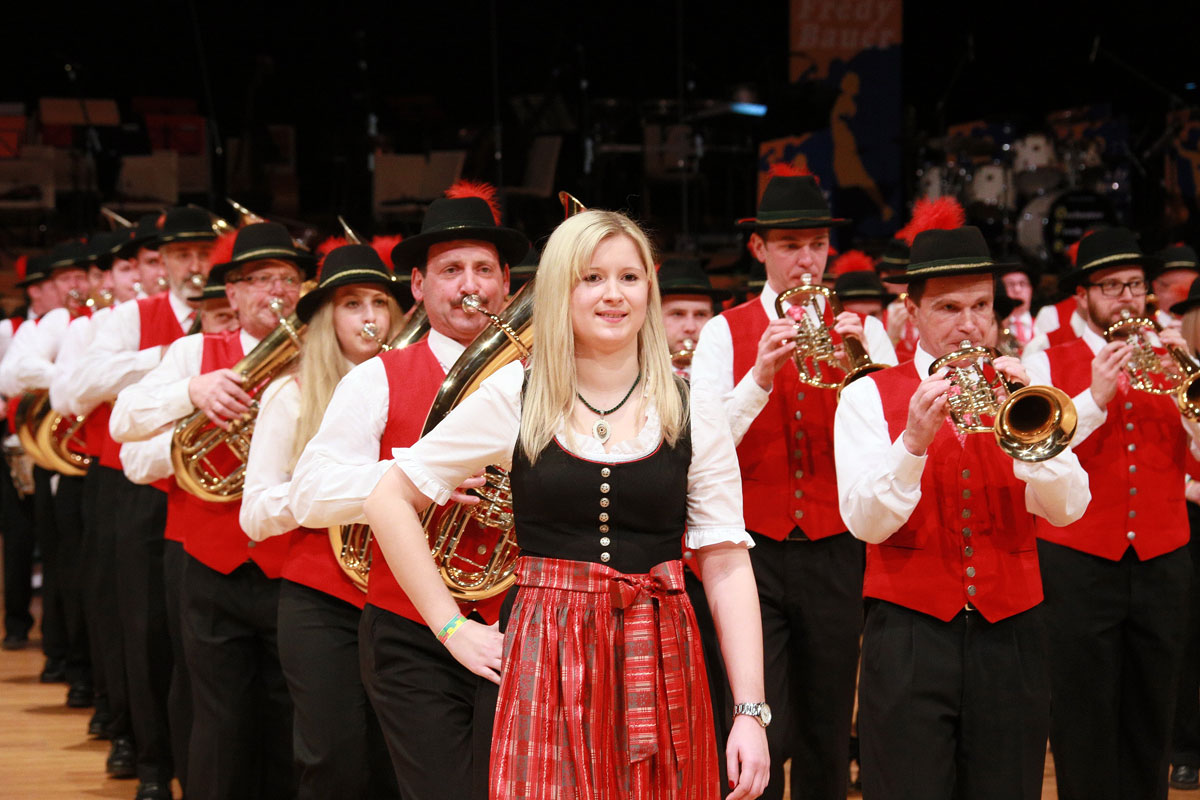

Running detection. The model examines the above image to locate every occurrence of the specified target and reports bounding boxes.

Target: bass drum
[1016,189,1115,265]
[964,163,1016,210]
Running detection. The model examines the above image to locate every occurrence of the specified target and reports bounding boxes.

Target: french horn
[774,273,886,396]
[1103,308,1200,419]
[930,340,1077,462]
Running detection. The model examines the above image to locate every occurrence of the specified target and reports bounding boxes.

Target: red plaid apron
[490,556,720,799]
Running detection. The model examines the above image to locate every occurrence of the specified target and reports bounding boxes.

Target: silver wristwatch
[733,701,772,728]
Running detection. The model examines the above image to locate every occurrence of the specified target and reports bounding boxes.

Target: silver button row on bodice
[599,467,612,562]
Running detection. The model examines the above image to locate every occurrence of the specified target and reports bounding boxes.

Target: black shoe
[2,632,29,650]
[39,658,67,683]
[66,682,93,708]
[1172,764,1200,790]
[106,736,136,779]
[88,708,112,738]
[134,780,172,800]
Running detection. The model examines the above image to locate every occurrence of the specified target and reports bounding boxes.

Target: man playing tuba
[110,221,314,800]
[289,182,528,800]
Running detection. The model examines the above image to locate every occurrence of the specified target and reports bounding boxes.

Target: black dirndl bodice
[509,423,692,575]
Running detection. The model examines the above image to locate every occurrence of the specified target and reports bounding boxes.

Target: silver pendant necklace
[576,372,641,444]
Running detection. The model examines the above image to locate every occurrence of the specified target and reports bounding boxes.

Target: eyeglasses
[232,273,300,289]
[1085,278,1148,297]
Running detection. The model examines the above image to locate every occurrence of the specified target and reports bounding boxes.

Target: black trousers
[1173,501,1200,768]
[277,581,399,800]
[1040,540,1193,800]
[112,473,174,784]
[83,466,131,739]
[360,604,498,800]
[1,458,35,639]
[181,556,294,800]
[163,538,192,790]
[32,465,66,662]
[53,473,91,687]
[859,600,1050,800]
[749,531,863,800]
[684,565,731,791]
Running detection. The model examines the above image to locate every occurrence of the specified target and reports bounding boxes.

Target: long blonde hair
[1183,306,1200,357]
[289,290,404,471]
[519,209,686,463]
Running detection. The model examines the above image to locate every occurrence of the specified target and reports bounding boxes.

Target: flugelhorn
[671,338,696,369]
[1103,308,1200,419]
[171,298,305,502]
[774,273,886,395]
[930,340,1077,462]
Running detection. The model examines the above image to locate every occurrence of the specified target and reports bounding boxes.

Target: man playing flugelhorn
[834,225,1091,800]
[1023,227,1200,800]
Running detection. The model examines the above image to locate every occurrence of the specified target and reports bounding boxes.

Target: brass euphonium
[930,340,1078,462]
[1103,308,1200,419]
[14,391,55,470]
[12,389,89,475]
[171,299,305,502]
[774,273,886,396]
[329,302,430,591]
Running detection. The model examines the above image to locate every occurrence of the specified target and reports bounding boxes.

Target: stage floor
[0,626,1193,799]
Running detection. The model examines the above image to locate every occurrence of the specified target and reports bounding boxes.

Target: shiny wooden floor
[0,625,1193,799]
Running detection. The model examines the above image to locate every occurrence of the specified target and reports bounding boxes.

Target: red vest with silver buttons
[100,293,186,494]
[725,298,845,540]
[1037,337,1188,560]
[171,330,288,577]
[865,362,1043,622]
[366,340,504,625]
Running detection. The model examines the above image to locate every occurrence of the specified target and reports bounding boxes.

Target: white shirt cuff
[685,526,754,550]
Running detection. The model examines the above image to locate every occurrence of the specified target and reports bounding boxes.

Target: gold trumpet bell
[931,341,1077,462]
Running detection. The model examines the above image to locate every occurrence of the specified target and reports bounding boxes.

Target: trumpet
[670,338,696,369]
[930,340,1077,462]
[774,273,886,395]
[1103,309,1200,419]
[360,322,390,351]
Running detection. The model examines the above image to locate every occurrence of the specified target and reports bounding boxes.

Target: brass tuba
[329,303,430,591]
[930,340,1077,462]
[171,299,305,502]
[14,390,92,477]
[774,273,886,396]
[1103,308,1200,419]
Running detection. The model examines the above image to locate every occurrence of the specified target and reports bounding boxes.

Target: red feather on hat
[895,197,966,246]
[1065,240,1081,267]
[371,235,404,271]
[209,231,238,268]
[833,250,876,276]
[316,236,348,258]
[445,180,502,225]
[766,161,818,185]
[14,254,27,282]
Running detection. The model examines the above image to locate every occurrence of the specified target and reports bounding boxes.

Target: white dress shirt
[49,306,117,415]
[289,330,465,529]
[72,291,193,416]
[690,281,897,444]
[0,307,71,394]
[110,329,260,443]
[834,344,1091,545]
[0,311,35,369]
[241,376,301,541]
[1023,323,1200,452]
[119,429,174,485]
[393,360,752,550]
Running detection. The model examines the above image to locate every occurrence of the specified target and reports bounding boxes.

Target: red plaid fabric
[491,556,719,799]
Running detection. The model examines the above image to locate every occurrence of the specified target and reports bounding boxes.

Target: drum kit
[915,125,1127,268]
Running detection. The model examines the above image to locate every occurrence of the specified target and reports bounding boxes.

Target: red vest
[866,362,1044,622]
[365,340,504,625]
[1037,337,1189,560]
[100,294,186,493]
[1054,297,1076,330]
[725,299,845,540]
[171,331,288,577]
[5,316,29,435]
[1045,318,1080,348]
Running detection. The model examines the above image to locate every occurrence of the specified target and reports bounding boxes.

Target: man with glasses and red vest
[0,254,59,655]
[1023,227,1200,800]
[290,184,528,800]
[66,207,216,799]
[110,221,313,800]
[690,171,896,800]
[835,225,1090,799]
[1,238,95,713]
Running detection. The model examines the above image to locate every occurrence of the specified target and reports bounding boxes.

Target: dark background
[3,1,1197,248]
